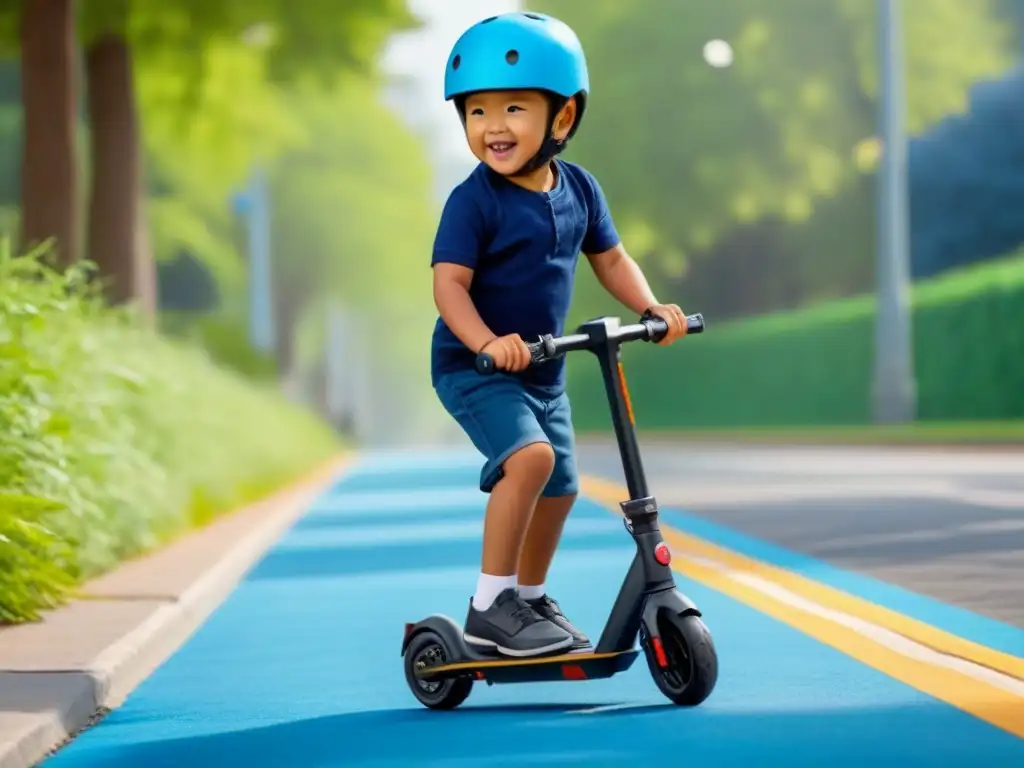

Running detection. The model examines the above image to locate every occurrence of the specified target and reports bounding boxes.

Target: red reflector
[654,542,671,566]
[652,636,669,668]
[476,671,485,680]
[561,664,588,680]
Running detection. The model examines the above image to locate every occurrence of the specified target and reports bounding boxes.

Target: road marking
[308,487,486,514]
[580,475,1024,740]
[693,556,1024,697]
[569,702,651,715]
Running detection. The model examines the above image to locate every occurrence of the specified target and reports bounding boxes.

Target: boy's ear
[552,96,578,141]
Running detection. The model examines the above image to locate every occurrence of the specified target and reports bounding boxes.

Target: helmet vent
[505,49,519,65]
[523,13,544,20]
[452,54,461,70]
[481,16,497,23]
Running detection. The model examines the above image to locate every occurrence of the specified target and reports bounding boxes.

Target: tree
[7,0,418,318]
[82,0,154,314]
[908,66,1024,278]
[18,0,78,266]
[267,74,438,375]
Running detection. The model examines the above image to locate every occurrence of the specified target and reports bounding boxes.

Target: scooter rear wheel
[642,612,718,706]
[403,630,473,710]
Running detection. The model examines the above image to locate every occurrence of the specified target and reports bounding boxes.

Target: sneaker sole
[463,633,574,657]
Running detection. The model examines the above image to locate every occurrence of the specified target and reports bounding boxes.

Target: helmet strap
[507,93,571,178]
[508,132,566,178]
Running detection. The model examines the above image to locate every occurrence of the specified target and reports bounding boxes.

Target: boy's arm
[585,244,659,316]
[431,187,499,354]
[430,186,530,368]
[586,244,688,344]
[580,170,686,342]
[432,264,497,354]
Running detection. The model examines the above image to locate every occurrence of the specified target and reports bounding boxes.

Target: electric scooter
[401,311,718,710]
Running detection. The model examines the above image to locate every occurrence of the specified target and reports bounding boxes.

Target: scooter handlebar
[475,312,704,376]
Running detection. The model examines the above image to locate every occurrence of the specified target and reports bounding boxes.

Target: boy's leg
[516,390,592,649]
[434,372,573,657]
[517,493,576,590]
[477,441,553,585]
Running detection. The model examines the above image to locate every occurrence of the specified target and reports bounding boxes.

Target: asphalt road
[43,448,1024,767]
[578,440,1024,628]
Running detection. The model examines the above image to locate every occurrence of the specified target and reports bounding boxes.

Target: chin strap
[507,134,567,178]
[507,94,570,178]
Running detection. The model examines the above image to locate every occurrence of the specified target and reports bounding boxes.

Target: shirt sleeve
[431,183,487,270]
[581,171,622,256]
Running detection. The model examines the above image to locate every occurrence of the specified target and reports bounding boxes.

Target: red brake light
[654,542,671,566]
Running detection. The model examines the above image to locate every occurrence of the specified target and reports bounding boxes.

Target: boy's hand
[646,303,688,346]
[480,333,533,372]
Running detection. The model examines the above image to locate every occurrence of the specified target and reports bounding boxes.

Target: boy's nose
[484,116,508,134]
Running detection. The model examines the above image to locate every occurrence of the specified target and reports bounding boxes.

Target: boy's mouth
[487,141,516,158]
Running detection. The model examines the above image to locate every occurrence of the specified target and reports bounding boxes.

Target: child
[430,11,689,658]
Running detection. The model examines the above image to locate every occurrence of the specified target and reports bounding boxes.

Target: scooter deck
[417,648,640,685]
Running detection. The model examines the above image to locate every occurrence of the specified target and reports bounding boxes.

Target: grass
[0,245,342,624]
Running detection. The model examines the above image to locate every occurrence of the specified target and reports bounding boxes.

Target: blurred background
[5,0,1024,448]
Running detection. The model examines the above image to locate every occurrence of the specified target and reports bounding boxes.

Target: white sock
[473,573,517,611]
[518,583,546,601]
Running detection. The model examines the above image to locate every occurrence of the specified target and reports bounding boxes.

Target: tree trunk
[19,0,79,266]
[84,30,156,317]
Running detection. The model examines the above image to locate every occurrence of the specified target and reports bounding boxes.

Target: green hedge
[567,253,1024,430]
[0,247,341,624]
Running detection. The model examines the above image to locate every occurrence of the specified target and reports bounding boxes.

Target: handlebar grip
[475,352,497,375]
[645,312,705,342]
[475,340,546,376]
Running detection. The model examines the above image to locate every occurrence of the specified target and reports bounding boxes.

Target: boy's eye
[507,105,523,113]
[470,107,484,116]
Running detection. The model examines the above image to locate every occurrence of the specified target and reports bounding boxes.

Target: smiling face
[462,89,576,181]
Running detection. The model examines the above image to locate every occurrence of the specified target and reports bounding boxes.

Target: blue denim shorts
[435,369,579,497]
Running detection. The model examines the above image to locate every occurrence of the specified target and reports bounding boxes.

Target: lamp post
[232,167,275,353]
[872,0,916,423]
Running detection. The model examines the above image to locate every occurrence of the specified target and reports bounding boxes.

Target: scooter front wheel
[403,630,473,710]
[642,612,718,706]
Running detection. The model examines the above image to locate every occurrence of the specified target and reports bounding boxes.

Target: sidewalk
[0,455,352,768]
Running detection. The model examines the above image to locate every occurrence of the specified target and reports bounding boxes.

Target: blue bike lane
[44,452,1024,767]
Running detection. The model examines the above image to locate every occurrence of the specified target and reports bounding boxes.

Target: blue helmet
[444,11,589,139]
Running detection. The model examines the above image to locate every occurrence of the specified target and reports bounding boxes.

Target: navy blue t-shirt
[430,159,621,396]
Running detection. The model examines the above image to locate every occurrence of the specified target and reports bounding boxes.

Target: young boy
[431,11,689,658]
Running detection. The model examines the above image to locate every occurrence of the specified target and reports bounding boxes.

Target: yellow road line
[581,475,1024,740]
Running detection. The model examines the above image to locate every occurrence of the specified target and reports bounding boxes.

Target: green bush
[566,252,1024,430]
[160,311,278,382]
[0,245,341,624]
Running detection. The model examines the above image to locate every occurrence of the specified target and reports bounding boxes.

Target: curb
[0,454,354,768]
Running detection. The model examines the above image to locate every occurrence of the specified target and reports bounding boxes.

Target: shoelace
[501,593,542,625]
[531,596,562,618]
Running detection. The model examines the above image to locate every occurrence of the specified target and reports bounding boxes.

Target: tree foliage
[0,0,421,320]
[131,0,420,294]
[269,74,439,356]
[909,65,1024,279]
[536,0,1018,318]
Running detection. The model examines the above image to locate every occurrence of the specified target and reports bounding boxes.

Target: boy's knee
[504,441,556,482]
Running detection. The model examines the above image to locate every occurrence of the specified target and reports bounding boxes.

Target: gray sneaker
[463,588,573,657]
[526,594,592,650]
